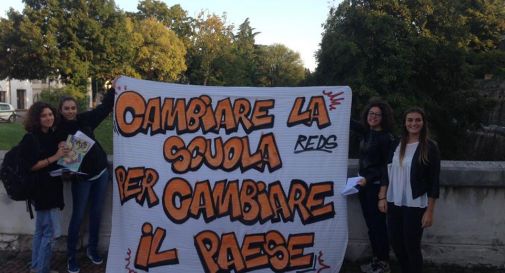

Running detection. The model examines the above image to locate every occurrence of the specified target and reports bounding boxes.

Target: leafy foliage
[0,0,306,90]
[256,44,306,87]
[1,0,503,159]
[185,12,235,86]
[313,0,505,158]
[132,18,187,81]
[39,86,88,111]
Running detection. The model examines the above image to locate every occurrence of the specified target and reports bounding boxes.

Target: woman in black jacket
[21,102,67,273]
[378,107,440,273]
[351,99,395,273]
[57,87,115,273]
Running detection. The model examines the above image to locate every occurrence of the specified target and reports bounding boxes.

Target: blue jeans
[31,208,61,273]
[67,169,109,259]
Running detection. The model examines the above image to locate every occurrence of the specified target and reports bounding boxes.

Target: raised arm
[77,87,115,130]
[350,119,366,136]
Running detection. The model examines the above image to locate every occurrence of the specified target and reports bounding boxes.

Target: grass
[94,116,113,154]
[0,116,113,153]
[0,122,24,150]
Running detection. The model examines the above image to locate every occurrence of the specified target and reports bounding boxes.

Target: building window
[0,91,5,102]
[17,89,26,109]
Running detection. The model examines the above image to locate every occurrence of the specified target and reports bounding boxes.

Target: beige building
[0,79,33,110]
[0,78,65,110]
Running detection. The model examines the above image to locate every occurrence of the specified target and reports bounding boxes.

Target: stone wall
[0,155,504,268]
[347,160,505,267]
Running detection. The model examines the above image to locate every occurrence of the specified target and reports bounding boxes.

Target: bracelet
[378,197,386,201]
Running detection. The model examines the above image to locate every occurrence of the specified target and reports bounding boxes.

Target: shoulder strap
[26,200,34,219]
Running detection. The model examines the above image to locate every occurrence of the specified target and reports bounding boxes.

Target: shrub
[38,86,88,111]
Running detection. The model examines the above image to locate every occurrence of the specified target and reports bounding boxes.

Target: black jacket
[56,88,114,178]
[351,120,395,186]
[19,131,64,211]
[389,139,441,199]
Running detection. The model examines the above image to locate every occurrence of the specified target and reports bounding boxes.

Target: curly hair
[360,98,394,132]
[24,101,59,133]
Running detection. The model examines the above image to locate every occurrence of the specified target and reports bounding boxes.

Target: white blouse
[387,142,428,208]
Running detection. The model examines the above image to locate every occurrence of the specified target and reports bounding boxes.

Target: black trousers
[387,203,426,273]
[358,183,389,261]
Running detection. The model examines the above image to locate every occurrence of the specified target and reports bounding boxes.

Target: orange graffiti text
[287,96,331,129]
[163,133,282,173]
[115,166,159,207]
[115,91,275,136]
[194,230,314,273]
[162,178,335,225]
[135,223,179,271]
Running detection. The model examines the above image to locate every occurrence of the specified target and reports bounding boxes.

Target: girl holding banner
[351,99,394,273]
[378,107,440,273]
[57,85,115,273]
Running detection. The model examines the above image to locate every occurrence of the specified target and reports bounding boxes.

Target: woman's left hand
[357,177,367,186]
[378,199,387,213]
[422,209,434,228]
[112,76,120,90]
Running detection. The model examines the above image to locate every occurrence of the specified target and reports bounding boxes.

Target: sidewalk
[0,250,503,273]
[0,250,105,273]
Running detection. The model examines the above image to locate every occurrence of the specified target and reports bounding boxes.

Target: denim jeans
[31,208,61,273]
[67,169,109,259]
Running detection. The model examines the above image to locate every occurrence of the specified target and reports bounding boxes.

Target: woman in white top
[378,107,440,273]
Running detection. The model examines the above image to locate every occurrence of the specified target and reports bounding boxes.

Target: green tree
[256,44,305,87]
[0,8,60,80]
[83,2,139,85]
[225,18,260,86]
[0,0,136,92]
[1,1,315,89]
[186,12,234,85]
[314,0,505,158]
[131,18,187,81]
[136,0,194,46]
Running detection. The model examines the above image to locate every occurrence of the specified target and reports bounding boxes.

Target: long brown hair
[399,107,430,165]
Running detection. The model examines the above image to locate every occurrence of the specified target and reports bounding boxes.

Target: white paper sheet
[341,176,364,196]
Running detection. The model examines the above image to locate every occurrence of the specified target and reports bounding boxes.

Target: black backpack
[0,134,38,218]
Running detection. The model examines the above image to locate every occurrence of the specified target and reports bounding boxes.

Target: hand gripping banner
[107,76,352,273]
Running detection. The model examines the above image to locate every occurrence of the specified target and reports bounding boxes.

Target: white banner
[107,76,352,273]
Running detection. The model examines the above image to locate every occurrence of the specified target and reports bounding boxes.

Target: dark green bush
[38,86,88,112]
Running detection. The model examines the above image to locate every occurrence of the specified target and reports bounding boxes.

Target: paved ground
[1,250,503,273]
[0,250,105,273]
